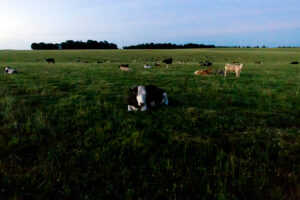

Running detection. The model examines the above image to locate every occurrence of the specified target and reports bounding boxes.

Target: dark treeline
[31,40,118,50]
[123,43,215,49]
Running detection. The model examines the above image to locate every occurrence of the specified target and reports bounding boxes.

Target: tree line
[31,40,118,50]
[123,43,215,49]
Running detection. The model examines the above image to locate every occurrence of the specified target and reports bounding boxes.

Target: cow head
[128,86,147,111]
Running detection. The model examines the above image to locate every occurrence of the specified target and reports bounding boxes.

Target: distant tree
[31,40,118,50]
[123,43,215,49]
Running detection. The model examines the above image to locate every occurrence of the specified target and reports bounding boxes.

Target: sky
[0,0,300,49]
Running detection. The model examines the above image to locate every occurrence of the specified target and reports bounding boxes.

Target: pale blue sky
[0,0,299,49]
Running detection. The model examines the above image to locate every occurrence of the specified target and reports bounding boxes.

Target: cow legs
[163,92,169,105]
[224,70,227,77]
[128,105,138,112]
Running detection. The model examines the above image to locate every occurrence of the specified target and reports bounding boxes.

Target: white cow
[144,64,152,69]
[4,67,17,74]
[224,63,243,77]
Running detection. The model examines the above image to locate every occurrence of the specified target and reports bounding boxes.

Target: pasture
[0,48,299,199]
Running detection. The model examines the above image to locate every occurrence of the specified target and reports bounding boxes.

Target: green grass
[0,48,299,199]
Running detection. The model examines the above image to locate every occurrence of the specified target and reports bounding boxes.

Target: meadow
[0,48,299,199]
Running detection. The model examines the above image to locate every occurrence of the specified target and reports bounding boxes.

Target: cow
[255,61,261,64]
[4,67,17,74]
[224,63,243,77]
[154,62,162,66]
[119,64,129,68]
[128,85,169,111]
[163,58,173,68]
[119,64,132,71]
[44,58,55,64]
[199,61,212,67]
[194,69,212,75]
[120,66,132,71]
[290,61,299,64]
[144,64,152,69]
[216,69,225,75]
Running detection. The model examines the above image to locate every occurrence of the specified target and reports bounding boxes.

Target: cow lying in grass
[199,61,212,66]
[119,64,132,71]
[4,67,17,74]
[194,69,212,75]
[224,63,243,77]
[44,58,55,64]
[144,64,152,69]
[128,85,168,111]
[154,62,162,66]
[216,69,224,75]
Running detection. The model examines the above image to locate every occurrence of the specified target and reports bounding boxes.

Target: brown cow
[194,69,212,75]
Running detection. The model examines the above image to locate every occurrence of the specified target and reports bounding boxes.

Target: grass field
[0,48,299,199]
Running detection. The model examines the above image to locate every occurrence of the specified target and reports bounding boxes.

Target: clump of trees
[31,43,60,50]
[123,43,215,49]
[31,40,118,50]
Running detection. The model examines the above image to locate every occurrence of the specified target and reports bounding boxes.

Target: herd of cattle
[2,57,299,111]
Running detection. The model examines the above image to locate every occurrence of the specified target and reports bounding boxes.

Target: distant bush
[123,43,215,49]
[31,40,118,50]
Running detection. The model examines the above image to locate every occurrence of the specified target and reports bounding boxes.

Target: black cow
[199,61,212,66]
[163,58,173,68]
[44,58,55,64]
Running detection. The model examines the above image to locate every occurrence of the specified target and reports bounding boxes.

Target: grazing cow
[44,58,55,64]
[128,85,168,111]
[255,61,261,64]
[216,69,224,75]
[4,67,17,74]
[224,63,243,77]
[194,69,212,75]
[290,61,299,64]
[144,64,152,69]
[163,58,173,68]
[97,61,103,64]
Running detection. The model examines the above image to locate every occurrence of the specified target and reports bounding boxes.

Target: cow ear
[130,86,138,94]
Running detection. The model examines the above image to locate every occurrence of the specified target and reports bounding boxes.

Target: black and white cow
[4,67,17,74]
[128,85,169,111]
